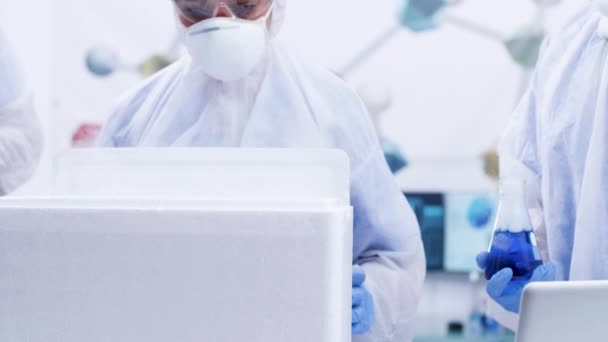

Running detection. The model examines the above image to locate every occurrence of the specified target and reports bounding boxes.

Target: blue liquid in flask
[485,180,543,281]
[485,230,542,281]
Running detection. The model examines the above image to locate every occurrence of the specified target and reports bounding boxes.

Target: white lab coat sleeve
[0,29,42,194]
[0,96,42,195]
[350,146,426,342]
[96,67,172,147]
[359,247,426,342]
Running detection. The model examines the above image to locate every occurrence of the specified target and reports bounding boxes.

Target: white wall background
[1,0,589,336]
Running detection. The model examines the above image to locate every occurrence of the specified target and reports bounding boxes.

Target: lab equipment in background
[468,299,485,336]
[483,149,499,180]
[404,191,496,272]
[447,321,465,337]
[338,0,455,76]
[440,7,549,71]
[338,0,453,76]
[480,315,501,336]
[504,25,545,70]
[484,180,542,281]
[441,9,544,71]
[381,138,408,174]
[468,197,494,228]
[85,46,176,78]
[444,0,563,92]
[440,0,559,70]
[405,193,445,270]
[468,280,502,338]
[338,0,560,78]
[85,47,122,77]
[397,0,450,32]
[358,84,408,174]
[71,123,102,148]
[444,193,495,273]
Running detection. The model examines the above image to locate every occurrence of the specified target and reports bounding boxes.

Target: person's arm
[351,145,426,342]
[0,98,42,195]
[0,29,24,109]
[96,59,180,147]
[0,30,42,195]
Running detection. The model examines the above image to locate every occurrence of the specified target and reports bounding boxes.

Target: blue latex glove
[352,265,375,335]
[476,252,556,313]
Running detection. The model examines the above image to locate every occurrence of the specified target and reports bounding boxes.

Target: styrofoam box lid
[53,148,350,204]
[0,198,348,211]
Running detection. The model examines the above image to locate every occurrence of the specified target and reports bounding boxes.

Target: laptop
[516,281,608,342]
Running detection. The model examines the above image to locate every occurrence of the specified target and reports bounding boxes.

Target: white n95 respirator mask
[182,10,272,82]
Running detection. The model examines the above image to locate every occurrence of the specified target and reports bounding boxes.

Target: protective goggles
[173,0,274,22]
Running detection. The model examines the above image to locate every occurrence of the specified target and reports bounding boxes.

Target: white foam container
[52,148,350,203]
[0,148,353,342]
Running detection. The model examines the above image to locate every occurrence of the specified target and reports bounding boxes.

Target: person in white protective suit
[0,28,42,195]
[97,0,426,340]
[478,3,608,330]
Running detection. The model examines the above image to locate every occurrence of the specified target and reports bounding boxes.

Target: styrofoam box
[0,200,353,342]
[53,148,351,203]
[1,149,353,342]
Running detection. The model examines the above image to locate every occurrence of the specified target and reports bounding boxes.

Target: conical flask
[485,180,543,280]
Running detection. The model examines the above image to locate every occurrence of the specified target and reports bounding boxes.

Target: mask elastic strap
[256,2,275,22]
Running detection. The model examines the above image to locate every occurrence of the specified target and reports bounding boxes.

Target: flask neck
[494,181,533,233]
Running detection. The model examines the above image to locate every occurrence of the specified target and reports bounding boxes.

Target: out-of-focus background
[1,0,587,340]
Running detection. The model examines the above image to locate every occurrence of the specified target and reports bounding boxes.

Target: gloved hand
[352,265,375,335]
[476,252,556,313]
